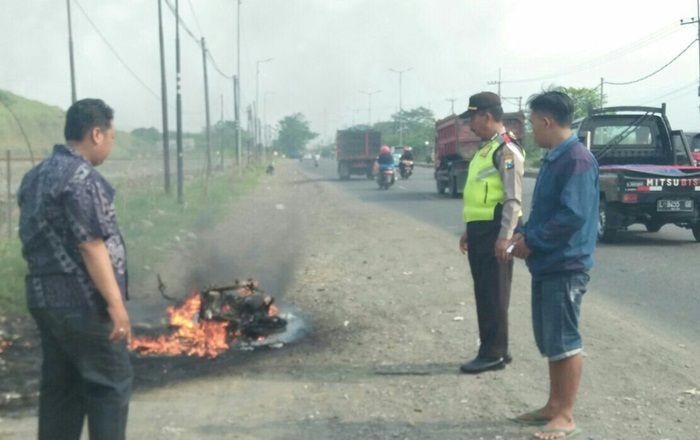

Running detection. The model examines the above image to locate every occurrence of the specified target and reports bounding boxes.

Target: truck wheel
[598,200,618,243]
[692,223,700,242]
[437,180,446,195]
[645,221,662,233]
[450,177,460,199]
[338,163,350,180]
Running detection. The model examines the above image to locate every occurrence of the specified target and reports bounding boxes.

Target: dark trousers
[30,308,133,440]
[467,220,513,359]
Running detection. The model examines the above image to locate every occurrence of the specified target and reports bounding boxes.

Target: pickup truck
[572,105,700,242]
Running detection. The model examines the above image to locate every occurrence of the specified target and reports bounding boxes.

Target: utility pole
[235,0,242,174]
[487,67,502,97]
[219,94,224,169]
[234,75,240,170]
[255,58,272,151]
[389,67,412,147]
[157,0,170,194]
[66,0,77,103]
[201,37,212,176]
[359,90,381,126]
[445,97,457,114]
[680,0,700,98]
[175,0,184,203]
[600,77,604,109]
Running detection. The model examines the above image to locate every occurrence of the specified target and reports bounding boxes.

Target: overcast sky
[2,0,699,144]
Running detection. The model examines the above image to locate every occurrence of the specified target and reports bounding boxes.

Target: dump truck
[336,129,381,180]
[433,112,525,197]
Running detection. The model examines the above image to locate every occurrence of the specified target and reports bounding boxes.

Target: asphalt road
[301,158,700,345]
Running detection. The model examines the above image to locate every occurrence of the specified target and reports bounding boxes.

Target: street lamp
[389,67,412,147]
[255,57,273,148]
[359,90,381,126]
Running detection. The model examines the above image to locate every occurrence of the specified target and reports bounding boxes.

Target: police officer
[458,92,525,374]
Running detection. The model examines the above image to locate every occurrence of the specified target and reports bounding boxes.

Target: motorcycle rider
[399,146,414,176]
[376,145,395,170]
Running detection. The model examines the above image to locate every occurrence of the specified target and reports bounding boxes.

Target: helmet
[380,145,391,154]
[403,146,412,152]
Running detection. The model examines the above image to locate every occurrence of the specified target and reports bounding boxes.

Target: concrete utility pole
[359,90,381,126]
[201,37,212,176]
[157,0,171,194]
[600,77,605,109]
[66,0,77,103]
[487,67,502,97]
[235,0,242,173]
[255,58,272,150]
[389,67,412,147]
[175,0,184,203]
[445,97,457,114]
[680,0,700,99]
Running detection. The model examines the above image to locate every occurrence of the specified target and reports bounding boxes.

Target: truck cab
[572,105,700,242]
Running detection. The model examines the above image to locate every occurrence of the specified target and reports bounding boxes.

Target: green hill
[0,89,153,159]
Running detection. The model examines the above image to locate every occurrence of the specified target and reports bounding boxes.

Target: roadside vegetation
[0,166,263,316]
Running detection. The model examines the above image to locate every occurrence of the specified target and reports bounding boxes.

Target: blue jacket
[520,135,599,279]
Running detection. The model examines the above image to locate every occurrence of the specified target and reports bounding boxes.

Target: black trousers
[467,219,513,359]
[30,308,133,440]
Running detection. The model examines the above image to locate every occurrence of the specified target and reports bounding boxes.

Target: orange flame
[129,291,230,358]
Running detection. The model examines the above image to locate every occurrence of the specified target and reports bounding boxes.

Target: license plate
[657,199,694,212]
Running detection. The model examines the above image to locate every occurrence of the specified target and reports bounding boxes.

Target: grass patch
[0,167,262,317]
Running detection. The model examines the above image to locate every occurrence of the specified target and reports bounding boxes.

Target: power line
[187,0,204,36]
[641,79,699,105]
[502,22,683,84]
[72,0,161,100]
[163,0,233,80]
[605,39,698,85]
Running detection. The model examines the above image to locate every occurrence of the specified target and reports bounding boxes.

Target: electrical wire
[72,0,162,101]
[501,21,683,84]
[640,80,699,105]
[187,0,204,36]
[163,0,234,80]
[605,39,698,85]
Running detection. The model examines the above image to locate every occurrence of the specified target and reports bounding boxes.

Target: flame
[129,291,230,358]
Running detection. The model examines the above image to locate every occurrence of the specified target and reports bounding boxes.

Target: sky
[1,0,699,144]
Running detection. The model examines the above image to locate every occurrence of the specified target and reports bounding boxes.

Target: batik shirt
[18,144,128,309]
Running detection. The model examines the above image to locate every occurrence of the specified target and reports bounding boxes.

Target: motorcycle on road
[398,160,414,179]
[377,165,396,190]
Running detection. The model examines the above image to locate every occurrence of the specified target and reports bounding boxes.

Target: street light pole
[235,0,242,173]
[359,90,381,126]
[255,58,272,151]
[389,67,412,147]
[66,0,77,103]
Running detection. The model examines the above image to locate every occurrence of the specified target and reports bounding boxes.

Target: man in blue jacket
[509,91,599,440]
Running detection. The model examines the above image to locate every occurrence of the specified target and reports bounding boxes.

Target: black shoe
[459,356,506,374]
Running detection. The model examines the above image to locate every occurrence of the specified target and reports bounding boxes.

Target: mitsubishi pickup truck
[572,105,700,242]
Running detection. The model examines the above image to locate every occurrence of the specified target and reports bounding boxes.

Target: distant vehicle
[572,104,700,242]
[336,129,382,180]
[434,112,525,197]
[685,132,700,162]
[392,152,402,164]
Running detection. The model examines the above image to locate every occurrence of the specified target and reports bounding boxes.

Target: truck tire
[437,179,446,195]
[645,221,662,233]
[692,223,700,242]
[338,163,351,180]
[598,200,619,243]
[450,177,460,199]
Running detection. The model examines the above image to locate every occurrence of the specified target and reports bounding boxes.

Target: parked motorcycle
[377,165,395,190]
[398,159,414,179]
